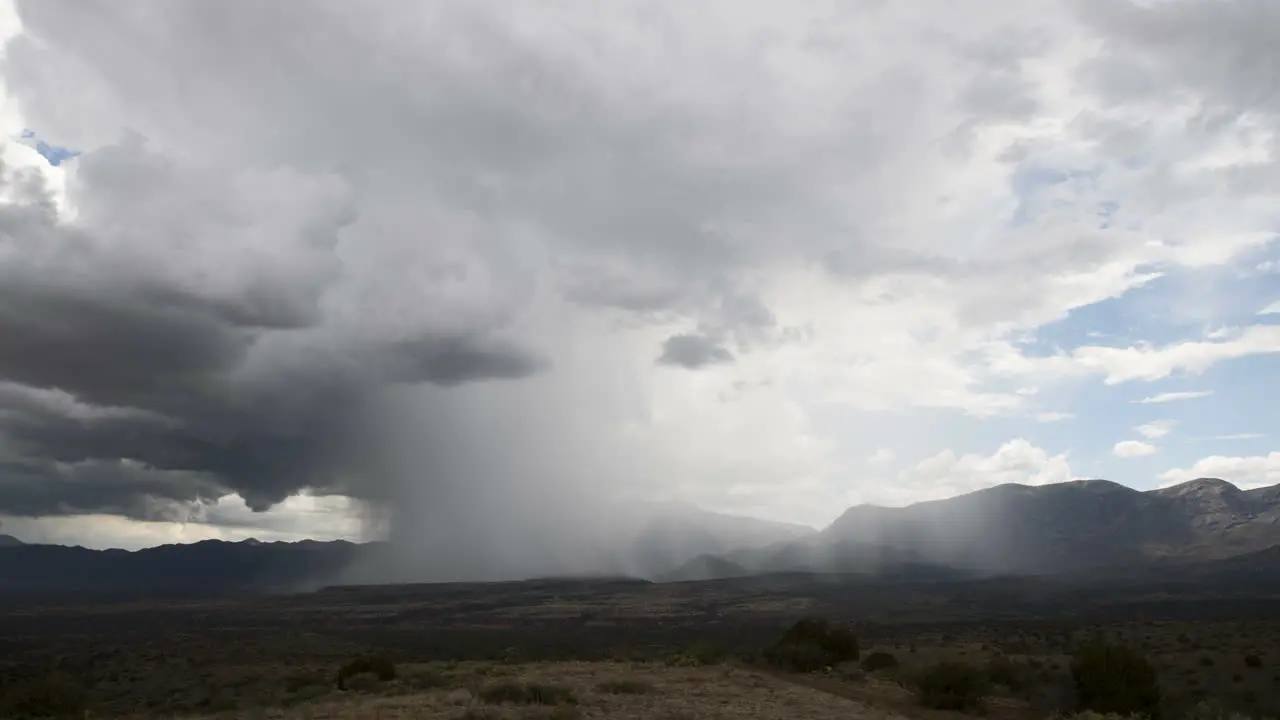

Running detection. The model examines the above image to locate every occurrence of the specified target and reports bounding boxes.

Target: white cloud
[1159,453,1280,490]
[999,327,1280,386]
[1035,411,1074,422]
[866,449,895,468]
[863,439,1075,507]
[1135,390,1214,405]
[1260,299,1280,316]
[1135,420,1175,439]
[1213,433,1265,441]
[1113,440,1157,458]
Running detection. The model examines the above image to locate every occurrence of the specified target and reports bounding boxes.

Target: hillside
[687,478,1280,579]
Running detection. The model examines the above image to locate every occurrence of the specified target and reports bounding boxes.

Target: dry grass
[175,661,912,720]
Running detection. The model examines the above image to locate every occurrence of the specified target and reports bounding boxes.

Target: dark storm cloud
[0,145,545,519]
[657,333,734,369]
[0,276,251,407]
[0,455,225,519]
[378,338,548,387]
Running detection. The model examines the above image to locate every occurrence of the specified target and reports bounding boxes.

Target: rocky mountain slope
[683,478,1280,579]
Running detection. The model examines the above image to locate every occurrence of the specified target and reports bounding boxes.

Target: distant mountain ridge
[0,504,814,595]
[0,537,369,595]
[675,478,1280,580]
[2,478,1277,594]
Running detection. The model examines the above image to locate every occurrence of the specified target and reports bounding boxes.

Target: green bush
[912,661,990,712]
[1070,644,1160,717]
[764,618,859,672]
[336,655,396,689]
[862,651,899,672]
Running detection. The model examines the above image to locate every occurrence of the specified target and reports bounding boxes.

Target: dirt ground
[170,662,914,720]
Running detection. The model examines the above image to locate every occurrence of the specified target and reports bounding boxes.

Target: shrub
[1071,644,1160,717]
[337,655,396,689]
[1244,654,1262,668]
[986,656,1029,692]
[912,661,990,712]
[862,651,899,672]
[479,681,577,706]
[764,618,859,672]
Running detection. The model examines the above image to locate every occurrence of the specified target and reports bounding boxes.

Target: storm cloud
[658,334,734,369]
[0,142,544,519]
[2,0,1279,572]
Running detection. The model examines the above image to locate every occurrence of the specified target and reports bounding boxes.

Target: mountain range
[1,477,1277,595]
[666,477,1280,580]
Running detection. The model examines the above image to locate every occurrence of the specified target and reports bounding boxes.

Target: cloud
[1135,420,1175,439]
[999,327,1280,386]
[0,493,363,550]
[873,439,1075,507]
[1135,390,1214,405]
[1034,412,1074,423]
[1213,433,1265,441]
[1,0,1279,564]
[866,449,895,468]
[1160,453,1280,490]
[0,138,545,518]
[657,333,734,369]
[1113,440,1157,458]
[1261,300,1280,316]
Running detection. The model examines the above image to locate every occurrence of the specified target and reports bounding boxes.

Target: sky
[0,0,1278,554]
